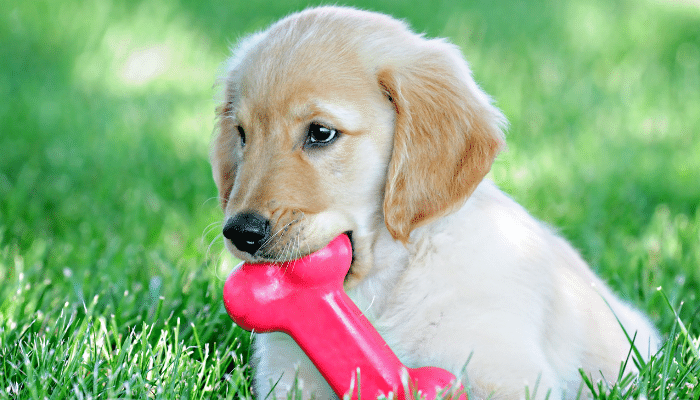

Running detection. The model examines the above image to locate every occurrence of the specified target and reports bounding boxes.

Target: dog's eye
[237,126,246,147]
[306,123,339,147]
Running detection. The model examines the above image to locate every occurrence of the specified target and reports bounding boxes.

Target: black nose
[223,212,271,255]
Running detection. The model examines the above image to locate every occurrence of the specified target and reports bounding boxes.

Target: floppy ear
[378,40,506,243]
[210,101,237,211]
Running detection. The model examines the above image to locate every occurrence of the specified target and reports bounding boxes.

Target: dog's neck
[346,180,494,321]
[345,225,408,321]
[345,179,506,322]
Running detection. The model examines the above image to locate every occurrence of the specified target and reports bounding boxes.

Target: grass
[0,0,698,398]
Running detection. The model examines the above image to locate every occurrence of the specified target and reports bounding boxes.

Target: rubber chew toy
[223,234,466,399]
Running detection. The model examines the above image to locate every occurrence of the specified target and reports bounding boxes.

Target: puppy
[210,6,660,399]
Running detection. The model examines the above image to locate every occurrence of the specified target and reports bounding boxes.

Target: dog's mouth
[344,231,356,281]
[250,231,356,279]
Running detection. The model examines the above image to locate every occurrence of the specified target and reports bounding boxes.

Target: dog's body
[211,7,659,399]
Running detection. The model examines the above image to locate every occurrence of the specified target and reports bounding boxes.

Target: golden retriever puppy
[211,6,659,400]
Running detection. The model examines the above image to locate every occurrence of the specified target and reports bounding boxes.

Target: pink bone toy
[223,234,467,400]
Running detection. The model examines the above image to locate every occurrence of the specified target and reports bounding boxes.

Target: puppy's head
[211,7,505,280]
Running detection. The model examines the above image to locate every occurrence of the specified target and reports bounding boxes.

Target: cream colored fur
[211,6,660,399]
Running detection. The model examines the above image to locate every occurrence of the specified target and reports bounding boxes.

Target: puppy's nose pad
[223,212,271,255]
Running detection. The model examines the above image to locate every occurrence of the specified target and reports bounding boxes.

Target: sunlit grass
[1,0,699,398]
[0,279,251,399]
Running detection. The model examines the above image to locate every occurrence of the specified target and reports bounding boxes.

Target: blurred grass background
[1,0,699,398]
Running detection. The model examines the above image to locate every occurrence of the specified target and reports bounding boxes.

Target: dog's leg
[253,332,336,399]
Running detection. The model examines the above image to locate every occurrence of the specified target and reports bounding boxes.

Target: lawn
[1,0,699,398]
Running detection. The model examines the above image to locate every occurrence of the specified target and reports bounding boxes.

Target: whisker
[201,221,223,244]
[263,216,299,252]
[287,234,299,274]
[206,232,224,262]
[284,236,295,273]
[290,233,298,259]
[293,222,301,260]
[201,196,222,207]
[298,211,312,260]
[205,235,229,282]
[261,224,285,251]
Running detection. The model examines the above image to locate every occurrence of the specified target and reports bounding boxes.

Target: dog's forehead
[231,46,375,133]
[223,7,416,136]
[243,47,365,98]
